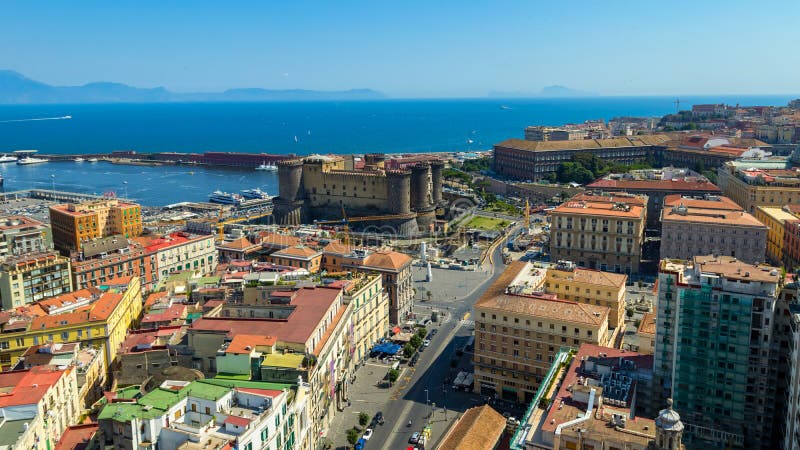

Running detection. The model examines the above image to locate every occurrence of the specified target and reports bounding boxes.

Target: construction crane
[340,205,351,247]
[524,198,531,232]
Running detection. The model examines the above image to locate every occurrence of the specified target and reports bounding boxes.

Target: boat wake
[0,115,72,123]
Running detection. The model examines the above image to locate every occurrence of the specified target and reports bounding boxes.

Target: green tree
[359,412,370,427]
[388,368,400,384]
[416,327,428,339]
[403,343,416,358]
[346,428,360,446]
[410,335,422,348]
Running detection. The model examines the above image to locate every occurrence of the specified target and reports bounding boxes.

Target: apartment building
[661,194,767,264]
[188,286,351,445]
[133,231,216,282]
[550,193,647,275]
[717,160,800,213]
[585,167,721,228]
[49,198,142,254]
[0,276,142,371]
[338,273,390,364]
[524,126,586,141]
[0,366,80,450]
[98,378,310,450]
[785,303,800,450]
[755,205,800,266]
[520,344,681,450]
[70,237,158,291]
[321,243,414,325]
[493,134,669,181]
[0,250,72,310]
[655,256,782,449]
[0,215,52,258]
[784,206,800,270]
[541,260,627,329]
[473,262,612,403]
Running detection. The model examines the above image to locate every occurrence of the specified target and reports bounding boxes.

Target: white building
[134,232,217,281]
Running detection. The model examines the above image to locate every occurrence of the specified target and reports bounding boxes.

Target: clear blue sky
[2,1,798,97]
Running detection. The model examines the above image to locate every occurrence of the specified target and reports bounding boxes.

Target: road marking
[462,312,471,320]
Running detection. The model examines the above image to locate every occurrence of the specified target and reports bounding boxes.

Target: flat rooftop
[495,134,669,152]
[477,293,609,326]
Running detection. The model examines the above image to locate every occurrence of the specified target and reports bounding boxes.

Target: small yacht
[255,161,278,171]
[87,157,99,162]
[74,157,85,162]
[0,154,17,163]
[17,156,48,165]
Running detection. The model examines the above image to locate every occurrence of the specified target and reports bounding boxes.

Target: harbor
[0,158,280,206]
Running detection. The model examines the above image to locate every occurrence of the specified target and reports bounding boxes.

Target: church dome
[656,398,684,432]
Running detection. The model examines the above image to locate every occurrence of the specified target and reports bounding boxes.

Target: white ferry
[241,188,272,200]
[255,161,278,171]
[209,191,244,205]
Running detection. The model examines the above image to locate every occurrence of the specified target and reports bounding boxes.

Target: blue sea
[0,96,794,206]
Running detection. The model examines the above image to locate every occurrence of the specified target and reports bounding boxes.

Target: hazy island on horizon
[0,70,387,104]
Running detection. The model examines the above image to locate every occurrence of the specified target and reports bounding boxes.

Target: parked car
[409,432,421,444]
[372,411,384,426]
[423,339,431,347]
[363,428,373,440]
[355,437,366,450]
[410,353,420,367]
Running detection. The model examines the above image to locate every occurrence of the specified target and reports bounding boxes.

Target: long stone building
[272,154,445,235]
[492,135,670,181]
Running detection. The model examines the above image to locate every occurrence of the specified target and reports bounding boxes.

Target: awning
[392,326,401,334]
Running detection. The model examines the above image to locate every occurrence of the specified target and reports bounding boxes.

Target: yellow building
[541,261,627,329]
[49,198,142,254]
[550,192,647,275]
[340,273,390,364]
[755,206,800,266]
[0,276,142,371]
[718,162,800,213]
[473,261,611,403]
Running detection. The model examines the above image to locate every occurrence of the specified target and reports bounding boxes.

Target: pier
[0,189,133,203]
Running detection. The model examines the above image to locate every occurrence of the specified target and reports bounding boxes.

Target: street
[363,233,514,450]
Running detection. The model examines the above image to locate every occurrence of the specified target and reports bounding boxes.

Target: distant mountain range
[0,70,387,104]
[489,85,597,98]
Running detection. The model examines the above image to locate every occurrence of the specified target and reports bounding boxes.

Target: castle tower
[386,170,412,214]
[363,153,386,171]
[430,160,444,206]
[272,159,307,225]
[410,163,432,211]
[654,399,684,450]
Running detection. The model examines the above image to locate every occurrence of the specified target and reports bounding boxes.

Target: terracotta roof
[477,294,609,326]
[547,267,627,288]
[638,312,657,336]
[437,405,506,450]
[235,387,283,398]
[495,134,670,152]
[54,423,99,450]
[30,292,124,330]
[272,246,321,259]
[190,287,342,348]
[218,237,256,251]
[226,334,277,354]
[552,200,644,219]
[662,207,766,227]
[132,232,208,253]
[362,250,412,271]
[141,304,186,324]
[586,178,721,193]
[476,261,527,307]
[224,415,251,427]
[322,240,353,255]
[0,366,70,407]
[692,255,779,283]
[663,194,741,211]
[259,232,300,248]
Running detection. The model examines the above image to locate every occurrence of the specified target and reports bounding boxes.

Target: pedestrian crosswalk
[460,319,475,328]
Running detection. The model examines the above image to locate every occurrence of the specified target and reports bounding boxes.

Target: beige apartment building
[541,260,627,329]
[550,193,647,275]
[473,261,611,403]
[661,194,767,264]
[717,161,800,213]
[755,205,800,265]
